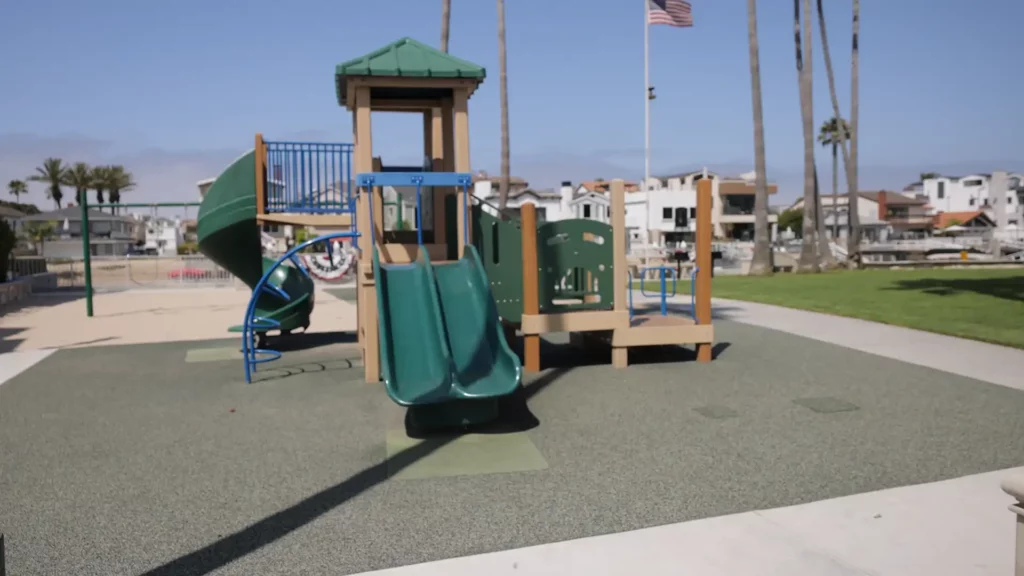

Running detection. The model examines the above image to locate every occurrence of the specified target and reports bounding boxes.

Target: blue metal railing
[264,141,355,214]
[355,172,473,250]
[629,266,678,319]
[241,230,360,383]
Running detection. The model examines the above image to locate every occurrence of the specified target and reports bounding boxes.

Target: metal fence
[12,255,237,290]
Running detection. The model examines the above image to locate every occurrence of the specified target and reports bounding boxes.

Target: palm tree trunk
[848,0,861,266]
[496,0,511,211]
[796,0,818,272]
[832,142,839,239]
[747,0,772,276]
[441,0,451,52]
[814,164,834,266]
[815,0,858,266]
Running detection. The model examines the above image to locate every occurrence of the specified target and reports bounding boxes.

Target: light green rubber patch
[185,347,242,363]
[385,430,548,480]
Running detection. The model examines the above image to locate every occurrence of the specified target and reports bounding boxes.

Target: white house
[132,215,184,256]
[472,173,565,221]
[917,172,1023,226]
[632,170,779,246]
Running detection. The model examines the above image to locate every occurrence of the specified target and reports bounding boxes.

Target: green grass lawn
[638,268,1024,348]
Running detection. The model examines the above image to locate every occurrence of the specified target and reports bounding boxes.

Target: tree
[28,158,68,209]
[63,162,93,207]
[440,0,451,52]
[818,116,849,240]
[0,219,15,282]
[496,0,511,211]
[815,0,859,267]
[90,165,111,207]
[7,180,27,204]
[778,208,803,236]
[920,172,939,181]
[795,0,818,272]
[106,165,136,213]
[22,222,54,257]
[746,0,773,276]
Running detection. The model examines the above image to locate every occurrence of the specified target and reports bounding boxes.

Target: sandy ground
[0,287,357,352]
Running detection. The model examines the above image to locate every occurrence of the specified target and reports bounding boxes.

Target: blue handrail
[356,172,473,251]
[242,230,360,383]
[690,266,699,324]
[638,266,677,316]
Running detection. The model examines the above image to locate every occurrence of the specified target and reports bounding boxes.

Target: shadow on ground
[139,367,571,576]
[884,275,1024,303]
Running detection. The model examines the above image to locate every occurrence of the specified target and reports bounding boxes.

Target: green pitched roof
[335,37,486,105]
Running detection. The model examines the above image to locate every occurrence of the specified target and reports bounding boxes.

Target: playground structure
[194,37,714,423]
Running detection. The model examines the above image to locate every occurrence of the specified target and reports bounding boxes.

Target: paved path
[666,294,1024,390]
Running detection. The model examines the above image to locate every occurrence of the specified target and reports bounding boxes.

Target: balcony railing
[263,141,355,214]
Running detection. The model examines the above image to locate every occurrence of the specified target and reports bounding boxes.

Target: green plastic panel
[536,219,614,313]
[445,196,524,323]
[375,250,453,405]
[433,245,521,398]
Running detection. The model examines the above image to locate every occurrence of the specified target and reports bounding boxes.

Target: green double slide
[196,150,315,332]
[374,245,522,406]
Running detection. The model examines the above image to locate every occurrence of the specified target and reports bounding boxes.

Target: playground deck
[3,301,1024,575]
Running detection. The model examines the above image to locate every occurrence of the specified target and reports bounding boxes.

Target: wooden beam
[347,76,481,91]
[430,108,446,244]
[520,310,629,335]
[453,88,472,257]
[696,178,714,362]
[521,202,540,372]
[254,133,266,218]
[610,179,628,367]
[256,213,353,228]
[377,243,447,264]
[353,86,380,383]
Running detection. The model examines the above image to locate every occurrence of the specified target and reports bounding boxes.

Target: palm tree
[90,165,111,208]
[496,0,511,211]
[28,158,68,209]
[795,0,818,272]
[746,0,772,276]
[22,222,54,257]
[63,162,93,207]
[7,180,27,203]
[440,0,451,51]
[815,0,857,266]
[818,116,849,240]
[106,165,136,213]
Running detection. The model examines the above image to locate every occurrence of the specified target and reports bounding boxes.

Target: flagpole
[643,0,651,254]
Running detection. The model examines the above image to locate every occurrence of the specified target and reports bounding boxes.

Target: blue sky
[1,0,1021,207]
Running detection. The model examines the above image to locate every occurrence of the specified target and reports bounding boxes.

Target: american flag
[648,0,693,27]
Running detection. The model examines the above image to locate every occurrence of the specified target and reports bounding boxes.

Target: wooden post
[521,202,541,372]
[353,86,380,383]
[453,88,472,257]
[428,108,446,243]
[611,179,628,368]
[254,133,266,217]
[695,178,714,362]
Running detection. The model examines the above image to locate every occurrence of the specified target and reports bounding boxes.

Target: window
[964,179,983,187]
[969,198,976,206]
[689,208,696,219]
[983,198,989,207]
[583,204,591,218]
[662,207,672,220]
[1008,195,1014,205]
[606,206,610,218]
[937,181,945,199]
[674,207,688,228]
